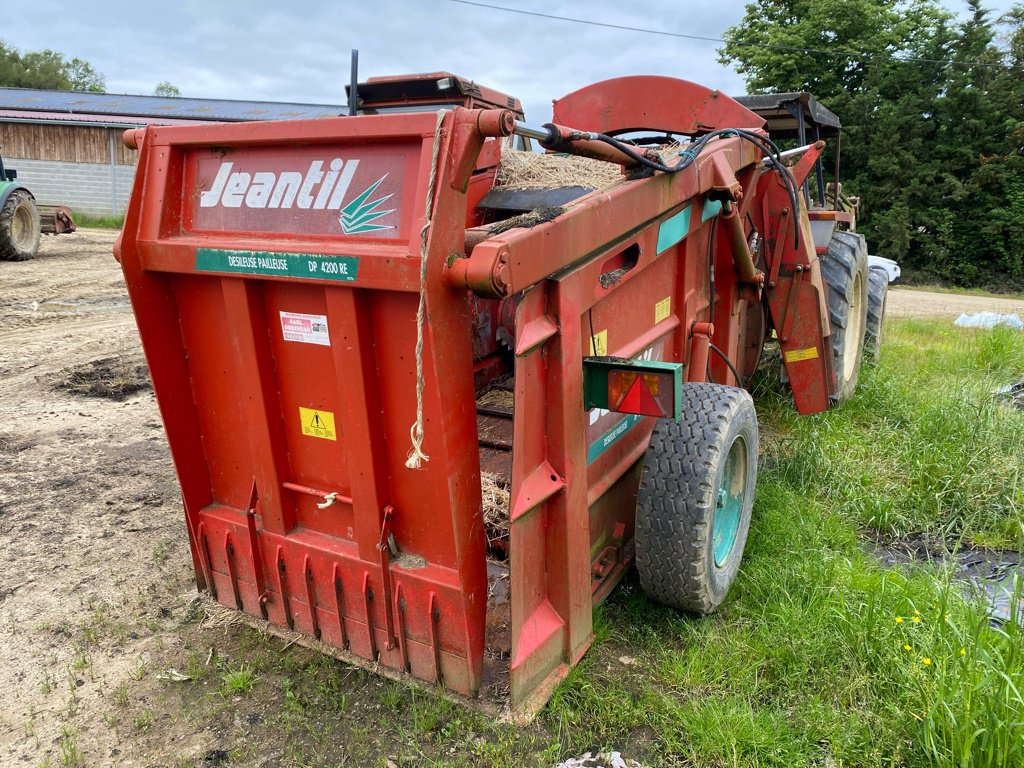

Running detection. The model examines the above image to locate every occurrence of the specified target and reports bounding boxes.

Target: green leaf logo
[339,175,395,234]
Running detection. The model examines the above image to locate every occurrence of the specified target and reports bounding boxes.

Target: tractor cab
[0,151,15,181]
[735,92,857,251]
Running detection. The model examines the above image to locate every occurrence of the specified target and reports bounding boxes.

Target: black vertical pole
[348,49,359,116]
[814,122,826,208]
[795,106,811,209]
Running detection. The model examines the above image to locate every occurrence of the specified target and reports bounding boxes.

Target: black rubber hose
[592,129,802,247]
[709,343,744,388]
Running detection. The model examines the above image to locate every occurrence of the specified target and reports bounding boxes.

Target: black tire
[0,189,41,261]
[820,231,868,403]
[635,383,758,615]
[865,266,888,359]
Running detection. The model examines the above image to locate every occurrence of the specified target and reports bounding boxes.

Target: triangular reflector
[618,373,665,417]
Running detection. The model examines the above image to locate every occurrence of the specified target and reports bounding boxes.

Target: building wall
[1,122,136,165]
[6,157,136,216]
[1,123,137,215]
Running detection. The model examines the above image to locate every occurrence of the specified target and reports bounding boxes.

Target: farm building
[0,89,345,216]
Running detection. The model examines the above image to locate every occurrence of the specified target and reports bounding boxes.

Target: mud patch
[868,534,1024,625]
[997,377,1024,409]
[50,354,151,400]
[0,431,37,454]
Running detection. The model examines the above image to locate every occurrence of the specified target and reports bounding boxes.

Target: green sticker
[656,204,691,254]
[587,413,643,464]
[195,248,359,281]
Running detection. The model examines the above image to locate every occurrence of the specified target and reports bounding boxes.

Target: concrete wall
[5,157,136,217]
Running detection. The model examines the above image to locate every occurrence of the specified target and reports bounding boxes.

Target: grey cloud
[5,0,1018,125]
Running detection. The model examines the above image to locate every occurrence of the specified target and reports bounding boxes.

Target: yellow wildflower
[912,616,921,623]
[922,658,932,666]
[895,617,904,624]
[904,644,912,651]
[960,648,967,656]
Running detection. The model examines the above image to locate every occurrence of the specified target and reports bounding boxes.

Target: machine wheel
[865,266,889,359]
[819,231,869,403]
[635,383,758,615]
[0,190,41,262]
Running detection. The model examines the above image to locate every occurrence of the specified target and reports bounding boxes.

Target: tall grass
[915,578,1024,766]
[754,322,1024,549]
[545,319,1024,768]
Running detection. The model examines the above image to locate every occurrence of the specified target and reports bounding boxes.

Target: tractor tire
[0,189,41,262]
[635,383,758,615]
[865,266,889,359]
[819,231,869,404]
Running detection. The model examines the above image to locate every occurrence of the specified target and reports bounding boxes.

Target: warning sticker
[281,311,330,346]
[299,407,337,440]
[589,329,608,356]
[783,346,819,363]
[654,297,671,324]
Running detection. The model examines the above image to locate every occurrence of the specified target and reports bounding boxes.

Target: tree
[0,40,105,92]
[719,0,1024,288]
[66,57,105,92]
[153,81,181,97]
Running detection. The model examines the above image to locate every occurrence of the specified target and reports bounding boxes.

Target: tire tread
[0,190,41,262]
[635,383,758,615]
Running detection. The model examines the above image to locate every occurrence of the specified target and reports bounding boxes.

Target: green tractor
[0,151,75,261]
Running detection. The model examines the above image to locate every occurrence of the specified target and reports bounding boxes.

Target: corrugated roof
[0,87,347,124]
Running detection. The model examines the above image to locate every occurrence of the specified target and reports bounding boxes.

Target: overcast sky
[4,0,1020,122]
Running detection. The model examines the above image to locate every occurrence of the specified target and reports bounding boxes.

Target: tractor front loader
[115,73,871,716]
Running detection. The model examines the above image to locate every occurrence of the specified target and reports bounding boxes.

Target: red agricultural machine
[115,72,880,715]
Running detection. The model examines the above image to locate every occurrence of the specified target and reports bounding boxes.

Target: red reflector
[613,371,667,417]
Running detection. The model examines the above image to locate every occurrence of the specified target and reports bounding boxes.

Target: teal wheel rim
[712,436,747,567]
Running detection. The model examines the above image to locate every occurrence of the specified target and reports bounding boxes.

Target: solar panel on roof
[0,87,345,123]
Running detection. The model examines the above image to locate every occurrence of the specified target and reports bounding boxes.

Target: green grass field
[70,212,125,229]
[135,318,1024,767]
[539,319,1024,767]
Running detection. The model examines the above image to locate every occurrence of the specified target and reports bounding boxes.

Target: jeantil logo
[199,159,395,234]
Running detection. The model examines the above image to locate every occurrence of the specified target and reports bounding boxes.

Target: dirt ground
[2,230,1022,766]
[887,286,1024,319]
[0,229,203,765]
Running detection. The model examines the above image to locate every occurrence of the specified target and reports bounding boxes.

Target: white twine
[405,109,448,470]
[316,492,338,510]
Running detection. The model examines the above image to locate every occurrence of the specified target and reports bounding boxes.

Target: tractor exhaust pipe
[348,49,360,116]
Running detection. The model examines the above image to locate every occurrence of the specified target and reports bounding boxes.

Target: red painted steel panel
[552,76,765,136]
[119,109,494,699]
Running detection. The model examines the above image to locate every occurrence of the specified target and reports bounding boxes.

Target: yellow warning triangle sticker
[299,406,337,441]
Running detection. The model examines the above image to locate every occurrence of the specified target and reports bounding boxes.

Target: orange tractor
[116,71,878,715]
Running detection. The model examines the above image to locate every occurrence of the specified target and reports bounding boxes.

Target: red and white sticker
[280,311,330,346]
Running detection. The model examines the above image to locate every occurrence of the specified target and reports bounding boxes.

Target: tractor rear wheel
[865,266,889,359]
[635,383,758,615]
[820,231,869,403]
[0,190,41,262]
